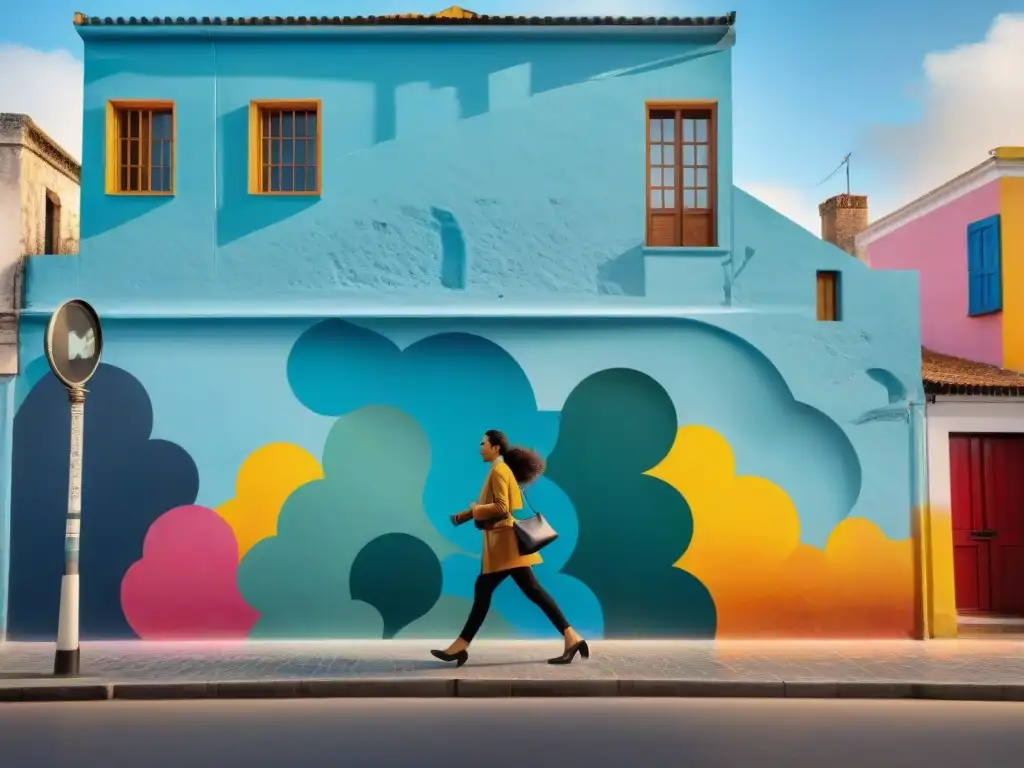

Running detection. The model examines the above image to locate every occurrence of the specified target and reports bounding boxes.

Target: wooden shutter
[817,271,839,321]
[968,215,1002,316]
[982,218,1002,312]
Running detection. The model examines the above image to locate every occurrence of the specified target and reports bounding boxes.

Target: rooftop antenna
[816,153,852,194]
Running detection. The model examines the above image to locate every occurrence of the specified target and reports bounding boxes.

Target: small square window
[250,100,321,195]
[106,101,175,195]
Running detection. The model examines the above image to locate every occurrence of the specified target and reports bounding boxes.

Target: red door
[951,436,990,612]
[950,435,1024,615]
[983,438,1024,615]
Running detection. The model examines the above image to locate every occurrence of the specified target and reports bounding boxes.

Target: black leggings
[459,567,570,643]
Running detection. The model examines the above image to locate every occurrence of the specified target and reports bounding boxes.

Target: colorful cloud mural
[237,405,456,638]
[648,425,915,637]
[653,321,864,549]
[215,432,521,641]
[286,319,603,638]
[547,368,716,638]
[216,442,324,559]
[9,364,200,639]
[121,505,258,639]
[7,320,916,642]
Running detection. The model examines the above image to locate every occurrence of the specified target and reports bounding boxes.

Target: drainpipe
[909,400,932,640]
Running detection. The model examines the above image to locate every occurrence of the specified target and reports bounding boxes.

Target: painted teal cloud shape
[237,405,455,638]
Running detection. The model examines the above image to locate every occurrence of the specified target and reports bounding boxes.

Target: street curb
[1,679,1023,702]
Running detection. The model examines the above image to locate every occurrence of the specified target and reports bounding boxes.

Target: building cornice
[0,113,81,184]
[856,157,1024,248]
[75,22,734,44]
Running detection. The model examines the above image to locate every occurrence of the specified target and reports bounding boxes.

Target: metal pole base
[53,648,80,677]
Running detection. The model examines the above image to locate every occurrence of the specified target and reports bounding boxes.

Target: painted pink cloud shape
[121,505,259,639]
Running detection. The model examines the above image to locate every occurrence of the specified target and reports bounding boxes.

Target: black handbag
[513,493,559,556]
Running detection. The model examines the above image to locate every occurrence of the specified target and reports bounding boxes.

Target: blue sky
[2,0,1024,230]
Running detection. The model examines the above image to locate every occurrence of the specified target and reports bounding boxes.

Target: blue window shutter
[983,216,1002,312]
[967,215,1002,316]
[967,227,983,315]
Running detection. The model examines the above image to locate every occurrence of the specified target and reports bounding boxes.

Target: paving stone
[19,684,111,702]
[456,679,513,697]
[113,683,216,700]
[508,679,620,697]
[1002,685,1024,701]
[303,679,454,698]
[836,682,915,699]
[911,683,1004,701]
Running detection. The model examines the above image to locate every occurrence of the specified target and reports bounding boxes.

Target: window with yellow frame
[248,100,322,195]
[105,100,175,195]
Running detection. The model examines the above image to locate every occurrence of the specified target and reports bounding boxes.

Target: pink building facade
[858,150,1024,371]
[856,148,1024,639]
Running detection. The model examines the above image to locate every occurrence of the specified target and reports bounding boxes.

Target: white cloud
[0,45,83,161]
[864,13,1024,213]
[737,183,821,235]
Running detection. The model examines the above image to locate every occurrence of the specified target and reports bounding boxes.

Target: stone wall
[819,193,868,260]
[0,140,24,375]
[13,117,81,259]
[0,114,81,374]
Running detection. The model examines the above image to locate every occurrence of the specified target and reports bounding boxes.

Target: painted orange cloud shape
[216,442,324,560]
[647,425,916,638]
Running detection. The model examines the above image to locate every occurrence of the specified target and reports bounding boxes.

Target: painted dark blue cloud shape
[287,320,603,637]
[13,355,51,413]
[9,363,200,639]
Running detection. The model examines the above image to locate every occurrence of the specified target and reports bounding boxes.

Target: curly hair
[484,429,546,487]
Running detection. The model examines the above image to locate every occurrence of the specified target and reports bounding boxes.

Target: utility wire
[815,153,852,193]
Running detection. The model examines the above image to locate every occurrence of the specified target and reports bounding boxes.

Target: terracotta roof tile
[72,9,737,27]
[923,348,1024,395]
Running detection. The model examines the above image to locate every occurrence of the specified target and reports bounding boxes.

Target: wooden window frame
[104,100,176,196]
[817,270,840,321]
[248,99,323,196]
[645,100,718,248]
[44,189,62,255]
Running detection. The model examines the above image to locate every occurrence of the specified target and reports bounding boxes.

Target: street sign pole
[44,299,102,678]
[55,386,85,676]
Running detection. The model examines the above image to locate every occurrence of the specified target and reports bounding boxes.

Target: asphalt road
[2,698,1024,767]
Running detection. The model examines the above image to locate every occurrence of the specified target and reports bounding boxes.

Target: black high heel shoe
[548,640,590,665]
[430,648,469,667]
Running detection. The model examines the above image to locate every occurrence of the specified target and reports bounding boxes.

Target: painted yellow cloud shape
[648,425,801,591]
[216,442,324,560]
[648,425,915,637]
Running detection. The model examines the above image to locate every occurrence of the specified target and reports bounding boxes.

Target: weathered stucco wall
[0,144,20,378]
[0,144,21,318]
[18,144,80,259]
[0,114,80,376]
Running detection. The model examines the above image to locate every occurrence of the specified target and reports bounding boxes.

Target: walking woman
[431,430,589,667]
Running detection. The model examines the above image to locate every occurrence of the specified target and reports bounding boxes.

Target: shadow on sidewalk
[442,660,545,669]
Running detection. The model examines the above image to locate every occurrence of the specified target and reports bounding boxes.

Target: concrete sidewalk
[2,639,1024,702]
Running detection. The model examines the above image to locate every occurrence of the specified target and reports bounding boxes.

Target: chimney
[819,193,868,259]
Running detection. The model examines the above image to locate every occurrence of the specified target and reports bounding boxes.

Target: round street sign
[45,299,103,389]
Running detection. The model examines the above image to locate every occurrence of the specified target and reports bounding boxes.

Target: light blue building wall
[29,19,737,309]
[5,13,925,643]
